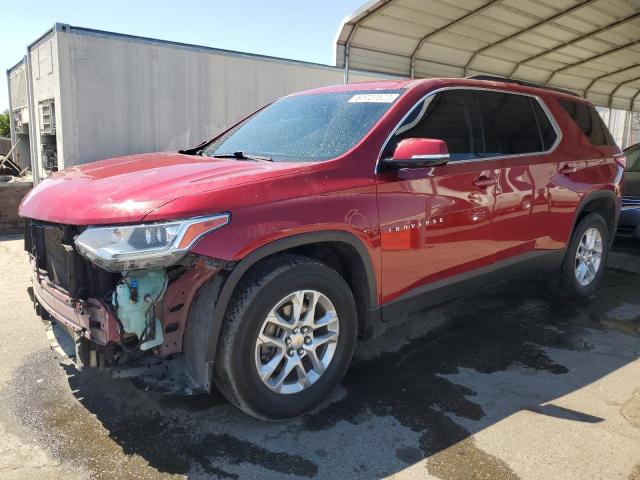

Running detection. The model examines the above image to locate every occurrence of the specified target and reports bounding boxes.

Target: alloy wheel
[254,290,339,394]
[574,227,603,286]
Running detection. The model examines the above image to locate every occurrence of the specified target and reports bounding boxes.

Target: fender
[183,230,379,390]
[570,189,620,246]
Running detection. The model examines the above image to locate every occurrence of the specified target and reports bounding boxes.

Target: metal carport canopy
[335,0,640,112]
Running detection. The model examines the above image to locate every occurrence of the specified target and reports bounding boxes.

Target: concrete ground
[0,233,639,480]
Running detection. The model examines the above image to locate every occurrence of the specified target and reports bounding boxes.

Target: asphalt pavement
[0,234,639,479]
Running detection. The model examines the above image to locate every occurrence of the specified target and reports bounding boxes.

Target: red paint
[21,78,622,311]
[393,138,449,159]
[158,262,218,356]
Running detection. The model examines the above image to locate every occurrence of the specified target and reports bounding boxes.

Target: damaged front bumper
[32,268,119,349]
[31,258,222,393]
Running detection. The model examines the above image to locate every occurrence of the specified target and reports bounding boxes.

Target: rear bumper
[31,265,120,345]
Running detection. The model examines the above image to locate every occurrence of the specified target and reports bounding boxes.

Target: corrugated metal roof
[335,0,640,111]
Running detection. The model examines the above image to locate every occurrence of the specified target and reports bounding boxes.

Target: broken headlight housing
[74,213,230,272]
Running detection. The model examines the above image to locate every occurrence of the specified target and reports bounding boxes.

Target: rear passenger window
[475,91,545,156]
[393,90,482,161]
[559,100,616,147]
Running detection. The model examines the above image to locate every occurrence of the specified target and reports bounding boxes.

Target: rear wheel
[558,212,609,299]
[213,254,357,420]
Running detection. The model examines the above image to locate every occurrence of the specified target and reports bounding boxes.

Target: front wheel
[558,212,609,299]
[213,254,357,420]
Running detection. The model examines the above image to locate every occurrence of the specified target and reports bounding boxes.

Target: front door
[377,90,500,307]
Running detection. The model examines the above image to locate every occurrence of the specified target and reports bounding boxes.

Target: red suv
[20,77,623,419]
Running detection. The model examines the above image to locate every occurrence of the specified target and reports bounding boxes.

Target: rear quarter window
[559,99,616,147]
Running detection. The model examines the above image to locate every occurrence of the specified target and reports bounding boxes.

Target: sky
[0,0,366,111]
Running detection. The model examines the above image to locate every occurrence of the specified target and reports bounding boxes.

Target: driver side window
[386,90,482,161]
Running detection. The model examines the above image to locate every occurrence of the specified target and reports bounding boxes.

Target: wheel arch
[572,190,620,245]
[184,230,379,391]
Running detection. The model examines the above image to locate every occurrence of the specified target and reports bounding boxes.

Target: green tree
[0,109,10,138]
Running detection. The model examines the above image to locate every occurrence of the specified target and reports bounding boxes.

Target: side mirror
[381,138,449,170]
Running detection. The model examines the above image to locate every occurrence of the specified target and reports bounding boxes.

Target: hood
[19,152,304,225]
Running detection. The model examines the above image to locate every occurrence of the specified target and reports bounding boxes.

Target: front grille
[25,220,119,299]
[44,225,69,287]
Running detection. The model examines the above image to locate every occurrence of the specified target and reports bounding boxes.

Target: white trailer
[7,24,386,183]
[6,59,31,171]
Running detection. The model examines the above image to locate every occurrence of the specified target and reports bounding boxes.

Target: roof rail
[466,75,582,98]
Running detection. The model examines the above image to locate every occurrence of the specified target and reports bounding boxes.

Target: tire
[213,254,357,420]
[558,212,609,299]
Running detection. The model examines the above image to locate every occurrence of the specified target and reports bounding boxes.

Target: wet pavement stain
[189,434,318,477]
[3,349,320,478]
[426,437,517,480]
[298,277,593,478]
[395,446,423,464]
[2,350,183,479]
[2,264,639,479]
[602,301,640,338]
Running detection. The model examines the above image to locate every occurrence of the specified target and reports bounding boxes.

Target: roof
[29,23,391,78]
[296,77,591,101]
[292,78,416,94]
[6,58,25,75]
[335,0,640,112]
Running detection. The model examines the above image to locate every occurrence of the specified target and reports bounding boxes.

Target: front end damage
[26,219,230,393]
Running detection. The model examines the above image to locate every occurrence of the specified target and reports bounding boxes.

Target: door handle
[559,164,577,175]
[473,176,497,188]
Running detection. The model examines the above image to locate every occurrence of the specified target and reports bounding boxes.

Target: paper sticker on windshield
[348,93,399,103]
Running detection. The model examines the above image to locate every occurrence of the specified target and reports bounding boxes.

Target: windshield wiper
[178,139,211,156]
[212,151,273,162]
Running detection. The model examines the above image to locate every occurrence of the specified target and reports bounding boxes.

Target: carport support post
[344,44,350,84]
[343,23,359,85]
[631,90,640,114]
[607,76,640,131]
[623,110,632,148]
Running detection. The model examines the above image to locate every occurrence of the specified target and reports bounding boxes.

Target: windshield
[201,89,403,162]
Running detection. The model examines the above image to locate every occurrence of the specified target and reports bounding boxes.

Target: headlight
[74,213,230,272]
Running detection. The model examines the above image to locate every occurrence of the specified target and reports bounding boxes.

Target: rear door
[474,91,559,260]
[549,99,620,244]
[377,89,500,306]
